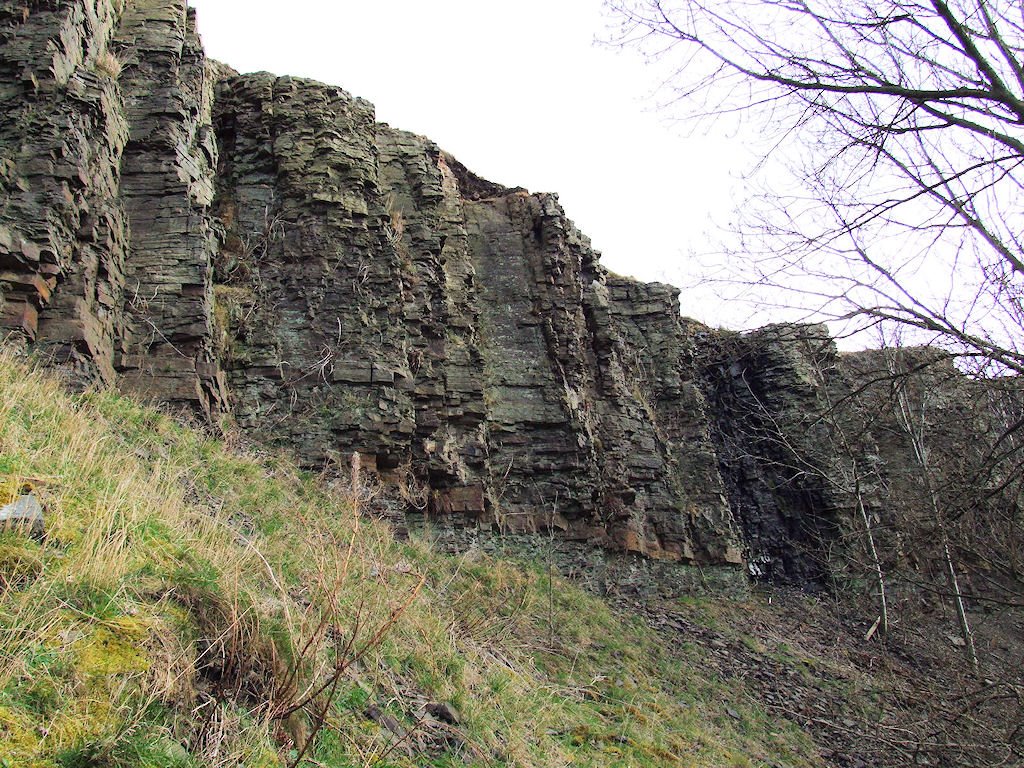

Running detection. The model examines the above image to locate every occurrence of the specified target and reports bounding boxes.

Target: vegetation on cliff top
[0,349,817,768]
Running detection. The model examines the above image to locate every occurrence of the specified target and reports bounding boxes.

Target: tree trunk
[855,471,888,637]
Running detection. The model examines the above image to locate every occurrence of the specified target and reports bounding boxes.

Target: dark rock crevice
[702,325,844,583]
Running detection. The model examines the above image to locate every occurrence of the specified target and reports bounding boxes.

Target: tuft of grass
[0,346,820,767]
[93,49,122,79]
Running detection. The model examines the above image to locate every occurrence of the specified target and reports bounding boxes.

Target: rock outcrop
[702,324,843,582]
[5,1,1007,588]
[207,70,741,564]
[0,0,130,383]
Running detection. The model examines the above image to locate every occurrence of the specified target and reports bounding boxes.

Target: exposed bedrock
[9,0,982,586]
[702,324,843,582]
[208,71,742,565]
[0,0,130,383]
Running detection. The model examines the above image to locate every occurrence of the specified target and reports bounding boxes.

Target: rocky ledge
[0,1,995,587]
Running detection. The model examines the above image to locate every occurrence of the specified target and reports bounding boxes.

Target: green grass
[0,347,820,767]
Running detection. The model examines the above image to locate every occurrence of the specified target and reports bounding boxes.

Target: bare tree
[607,0,1024,373]
[885,347,980,673]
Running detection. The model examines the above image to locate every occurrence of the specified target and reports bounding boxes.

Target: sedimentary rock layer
[208,71,742,563]
[13,0,988,583]
[114,0,227,415]
[0,0,129,383]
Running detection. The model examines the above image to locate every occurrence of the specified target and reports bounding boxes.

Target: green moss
[0,705,46,765]
[0,534,44,590]
[74,620,151,678]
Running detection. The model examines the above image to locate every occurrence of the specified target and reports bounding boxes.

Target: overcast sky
[187,0,761,327]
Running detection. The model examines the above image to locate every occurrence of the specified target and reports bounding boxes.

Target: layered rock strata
[207,72,742,563]
[114,0,227,415]
[9,0,997,585]
[0,0,129,383]
[702,324,842,581]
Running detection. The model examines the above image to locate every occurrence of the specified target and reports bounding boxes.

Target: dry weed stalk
[268,459,425,768]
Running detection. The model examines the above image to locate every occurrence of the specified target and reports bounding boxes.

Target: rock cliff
[3,1,998,586]
[207,69,741,566]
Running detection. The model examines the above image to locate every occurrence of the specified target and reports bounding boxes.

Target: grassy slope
[0,350,819,768]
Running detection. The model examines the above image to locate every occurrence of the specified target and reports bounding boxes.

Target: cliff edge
[1,0,994,586]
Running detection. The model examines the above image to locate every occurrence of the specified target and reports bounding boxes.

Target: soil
[614,586,1024,768]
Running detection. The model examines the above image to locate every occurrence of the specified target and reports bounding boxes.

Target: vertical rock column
[603,279,742,563]
[376,130,489,513]
[212,74,413,466]
[458,184,744,563]
[465,190,600,532]
[0,0,130,384]
[705,324,840,581]
[113,0,226,416]
[521,197,691,556]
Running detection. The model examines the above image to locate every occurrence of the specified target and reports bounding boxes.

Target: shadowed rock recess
[1,1,968,586]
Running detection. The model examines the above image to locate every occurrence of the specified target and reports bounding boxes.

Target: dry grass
[0,348,418,766]
[0,346,820,767]
[93,49,122,80]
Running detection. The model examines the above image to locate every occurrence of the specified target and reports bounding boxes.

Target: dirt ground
[616,586,1024,768]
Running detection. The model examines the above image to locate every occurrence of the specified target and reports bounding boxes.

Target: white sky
[186,0,760,327]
